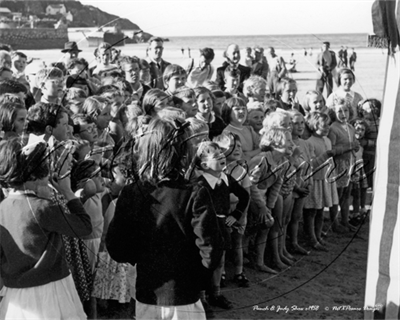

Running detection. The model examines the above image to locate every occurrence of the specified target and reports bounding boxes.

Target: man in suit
[216,44,251,92]
[146,37,171,90]
[316,41,337,97]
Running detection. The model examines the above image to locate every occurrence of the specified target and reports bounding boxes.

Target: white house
[65,11,73,22]
[46,4,67,16]
[12,12,22,21]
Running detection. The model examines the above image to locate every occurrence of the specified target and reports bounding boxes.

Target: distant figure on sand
[287,53,297,73]
[338,46,348,68]
[181,48,185,56]
[251,46,268,79]
[265,47,286,97]
[316,41,337,97]
[244,47,253,67]
[349,48,357,72]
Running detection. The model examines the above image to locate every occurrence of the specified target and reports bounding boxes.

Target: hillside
[0,0,141,29]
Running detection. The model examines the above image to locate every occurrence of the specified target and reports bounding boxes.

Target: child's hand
[81,179,97,199]
[50,148,75,200]
[51,173,72,197]
[260,207,274,228]
[326,150,336,157]
[75,179,97,203]
[352,140,360,152]
[292,146,301,158]
[55,144,74,178]
[359,138,368,147]
[296,187,310,198]
[225,216,237,227]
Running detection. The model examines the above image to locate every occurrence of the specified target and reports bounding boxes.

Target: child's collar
[196,111,215,124]
[9,189,36,196]
[201,171,229,190]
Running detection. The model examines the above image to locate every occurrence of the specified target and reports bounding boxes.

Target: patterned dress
[305,135,339,209]
[92,200,131,303]
[51,190,93,302]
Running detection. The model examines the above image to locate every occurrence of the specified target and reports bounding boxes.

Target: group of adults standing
[316,42,357,96]
[144,38,357,102]
[143,37,290,98]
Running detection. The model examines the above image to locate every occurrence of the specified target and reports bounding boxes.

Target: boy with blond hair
[173,86,198,118]
[243,75,269,110]
[195,141,249,310]
[163,64,187,96]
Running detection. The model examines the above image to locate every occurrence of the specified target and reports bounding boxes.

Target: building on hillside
[0,7,12,19]
[46,4,67,16]
[12,12,23,22]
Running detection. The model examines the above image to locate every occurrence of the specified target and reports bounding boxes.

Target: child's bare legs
[338,185,355,231]
[314,209,327,247]
[231,230,244,275]
[289,197,309,255]
[360,187,368,213]
[208,251,233,309]
[303,208,316,243]
[230,230,250,287]
[281,193,295,261]
[329,204,342,232]
[211,251,225,292]
[269,196,290,270]
[351,183,360,217]
[255,227,278,274]
[303,208,325,250]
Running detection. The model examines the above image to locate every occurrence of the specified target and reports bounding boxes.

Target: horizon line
[164,32,369,38]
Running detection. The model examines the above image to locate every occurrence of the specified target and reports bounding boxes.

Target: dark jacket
[316,50,337,78]
[106,177,224,306]
[0,195,91,288]
[196,174,249,250]
[215,62,251,92]
[147,58,171,90]
[209,115,227,140]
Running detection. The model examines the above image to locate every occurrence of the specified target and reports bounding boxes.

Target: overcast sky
[80,0,376,37]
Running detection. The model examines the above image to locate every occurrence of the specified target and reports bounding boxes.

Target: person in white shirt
[326,68,363,120]
[183,47,215,88]
[265,47,287,97]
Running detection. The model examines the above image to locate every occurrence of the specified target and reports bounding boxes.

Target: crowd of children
[0,39,379,320]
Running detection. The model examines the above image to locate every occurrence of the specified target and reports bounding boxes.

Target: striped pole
[365,2,400,318]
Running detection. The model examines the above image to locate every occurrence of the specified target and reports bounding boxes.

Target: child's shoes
[233,272,250,288]
[220,274,226,288]
[208,294,233,310]
[201,298,215,318]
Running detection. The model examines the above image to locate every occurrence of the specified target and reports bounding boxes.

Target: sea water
[68,30,368,53]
